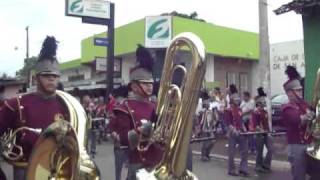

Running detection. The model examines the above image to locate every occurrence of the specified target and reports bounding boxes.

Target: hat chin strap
[136,82,150,98]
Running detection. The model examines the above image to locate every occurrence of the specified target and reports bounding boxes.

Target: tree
[1,73,8,78]
[161,11,205,22]
[16,56,37,78]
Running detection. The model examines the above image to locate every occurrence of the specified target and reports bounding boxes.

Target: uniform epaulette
[281,103,298,111]
[3,96,22,112]
[4,100,15,111]
[113,99,130,114]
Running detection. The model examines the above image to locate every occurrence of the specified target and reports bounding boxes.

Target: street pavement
[1,141,292,180]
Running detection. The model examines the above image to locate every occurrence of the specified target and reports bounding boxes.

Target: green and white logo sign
[145,16,172,48]
[69,0,84,14]
[66,0,110,19]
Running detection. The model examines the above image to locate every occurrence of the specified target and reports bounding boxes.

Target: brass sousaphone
[137,32,206,180]
[27,90,100,179]
[0,90,100,180]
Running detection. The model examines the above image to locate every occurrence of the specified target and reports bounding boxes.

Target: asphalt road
[0,141,292,180]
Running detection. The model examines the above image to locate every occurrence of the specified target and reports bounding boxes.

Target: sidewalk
[191,135,290,170]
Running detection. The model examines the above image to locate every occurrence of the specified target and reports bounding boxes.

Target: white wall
[121,55,136,84]
[4,85,23,98]
[205,55,215,82]
[270,40,304,96]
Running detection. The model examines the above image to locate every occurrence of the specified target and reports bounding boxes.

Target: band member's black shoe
[228,171,239,176]
[200,156,210,162]
[255,166,268,173]
[239,170,250,177]
[262,166,271,173]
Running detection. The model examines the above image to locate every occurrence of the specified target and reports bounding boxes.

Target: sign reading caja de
[145,16,172,48]
[66,0,110,19]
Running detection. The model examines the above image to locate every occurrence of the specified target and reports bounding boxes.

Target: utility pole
[26,26,29,59]
[258,0,272,130]
[106,3,115,102]
[26,26,32,89]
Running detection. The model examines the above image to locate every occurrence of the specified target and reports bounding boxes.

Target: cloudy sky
[0,0,302,76]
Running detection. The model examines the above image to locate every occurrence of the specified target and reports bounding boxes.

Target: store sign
[66,0,110,19]
[94,37,109,46]
[270,40,305,95]
[145,16,172,48]
[96,57,120,73]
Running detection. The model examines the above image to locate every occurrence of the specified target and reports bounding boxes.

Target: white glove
[300,110,315,125]
[111,131,120,146]
[228,126,239,136]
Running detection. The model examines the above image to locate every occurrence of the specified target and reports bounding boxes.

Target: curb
[192,150,290,170]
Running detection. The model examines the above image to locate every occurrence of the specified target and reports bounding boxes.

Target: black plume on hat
[38,36,58,62]
[257,87,267,97]
[200,89,210,100]
[285,65,301,80]
[135,44,153,72]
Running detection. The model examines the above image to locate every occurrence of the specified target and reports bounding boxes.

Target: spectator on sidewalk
[225,94,249,177]
[225,84,238,109]
[240,91,255,154]
[250,97,273,173]
[199,100,216,161]
[212,87,227,135]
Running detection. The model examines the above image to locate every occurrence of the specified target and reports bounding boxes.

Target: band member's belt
[9,161,28,168]
[114,145,129,150]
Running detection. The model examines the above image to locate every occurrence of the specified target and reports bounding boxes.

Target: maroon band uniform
[0,93,68,164]
[281,101,312,145]
[250,108,269,132]
[109,98,162,167]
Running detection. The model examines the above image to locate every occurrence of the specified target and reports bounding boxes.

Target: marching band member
[108,45,162,180]
[0,85,7,180]
[281,66,314,180]
[199,99,216,161]
[225,94,249,177]
[94,96,107,144]
[82,95,98,157]
[0,36,68,180]
[250,97,273,173]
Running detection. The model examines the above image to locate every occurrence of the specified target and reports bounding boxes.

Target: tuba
[306,68,320,160]
[305,68,320,178]
[137,32,206,180]
[0,90,100,180]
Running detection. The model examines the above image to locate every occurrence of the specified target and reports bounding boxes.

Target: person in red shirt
[250,97,273,173]
[224,94,249,177]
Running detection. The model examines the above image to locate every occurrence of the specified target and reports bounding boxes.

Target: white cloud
[0,0,303,76]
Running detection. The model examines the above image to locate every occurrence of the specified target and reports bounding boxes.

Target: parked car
[271,94,289,131]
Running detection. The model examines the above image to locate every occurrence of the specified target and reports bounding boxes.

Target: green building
[60,15,259,96]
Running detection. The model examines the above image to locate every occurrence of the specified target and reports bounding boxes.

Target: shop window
[239,73,249,94]
[68,74,85,82]
[226,72,249,96]
[226,72,238,89]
